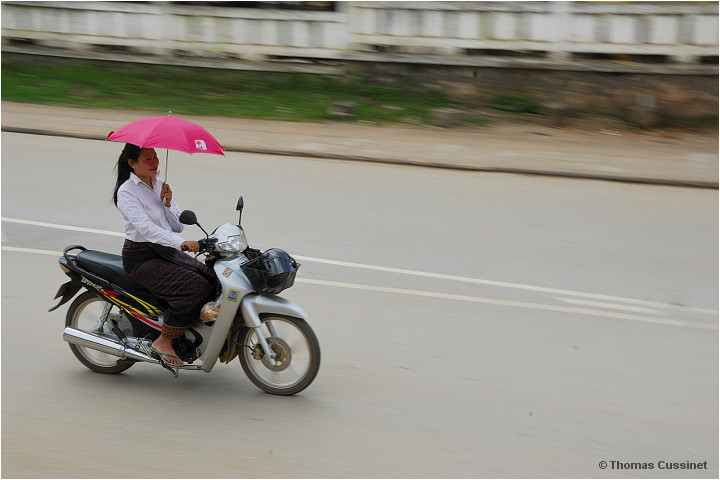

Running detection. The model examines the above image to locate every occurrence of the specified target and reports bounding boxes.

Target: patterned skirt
[123,240,217,327]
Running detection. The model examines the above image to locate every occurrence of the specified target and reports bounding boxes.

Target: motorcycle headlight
[218,235,244,252]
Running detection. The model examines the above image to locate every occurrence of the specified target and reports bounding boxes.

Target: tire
[238,315,320,395]
[65,291,135,374]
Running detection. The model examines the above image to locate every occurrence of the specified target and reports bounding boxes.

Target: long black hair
[113,143,141,206]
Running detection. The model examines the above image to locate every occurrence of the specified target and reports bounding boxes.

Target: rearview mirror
[237,196,244,225]
[179,210,198,225]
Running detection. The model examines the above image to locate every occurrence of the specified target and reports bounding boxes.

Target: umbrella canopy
[107,115,224,155]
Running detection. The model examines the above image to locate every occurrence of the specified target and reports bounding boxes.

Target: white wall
[2,1,717,63]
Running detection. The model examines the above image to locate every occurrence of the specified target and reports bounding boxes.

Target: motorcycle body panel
[198,256,253,372]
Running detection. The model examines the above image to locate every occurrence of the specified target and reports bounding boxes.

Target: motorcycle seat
[75,250,151,296]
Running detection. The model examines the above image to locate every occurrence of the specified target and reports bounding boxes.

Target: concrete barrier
[2,1,717,63]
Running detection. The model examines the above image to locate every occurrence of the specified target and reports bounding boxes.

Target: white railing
[2,1,718,63]
[1,1,348,59]
[348,1,718,62]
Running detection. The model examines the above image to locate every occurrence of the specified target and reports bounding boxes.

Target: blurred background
[1,2,718,479]
[1,0,718,129]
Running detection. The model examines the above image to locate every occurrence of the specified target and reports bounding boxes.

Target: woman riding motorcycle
[112,143,216,366]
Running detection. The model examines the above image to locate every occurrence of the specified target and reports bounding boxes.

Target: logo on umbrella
[195,139,208,151]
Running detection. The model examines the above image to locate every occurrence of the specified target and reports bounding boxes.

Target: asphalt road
[2,132,717,478]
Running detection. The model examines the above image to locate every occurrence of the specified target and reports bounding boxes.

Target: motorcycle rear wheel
[65,292,136,374]
[238,315,320,395]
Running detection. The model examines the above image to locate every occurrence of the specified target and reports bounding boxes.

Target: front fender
[240,294,309,328]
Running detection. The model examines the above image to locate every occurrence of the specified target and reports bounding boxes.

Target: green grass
[4,54,716,130]
[1,54,457,125]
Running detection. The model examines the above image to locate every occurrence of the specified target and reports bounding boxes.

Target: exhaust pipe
[63,327,159,364]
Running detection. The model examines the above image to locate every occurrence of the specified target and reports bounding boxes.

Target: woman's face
[130,148,159,181]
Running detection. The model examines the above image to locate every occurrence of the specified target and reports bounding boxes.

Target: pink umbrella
[107,113,224,182]
[107,114,224,155]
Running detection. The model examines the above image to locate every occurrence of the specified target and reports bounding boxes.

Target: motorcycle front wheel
[65,291,136,374]
[238,315,320,395]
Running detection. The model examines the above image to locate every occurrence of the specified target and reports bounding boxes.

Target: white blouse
[117,172,185,249]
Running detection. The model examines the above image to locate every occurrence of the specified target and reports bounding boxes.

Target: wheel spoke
[286,361,307,378]
[289,337,309,354]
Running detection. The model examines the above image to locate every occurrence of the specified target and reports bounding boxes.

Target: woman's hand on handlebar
[181,241,200,253]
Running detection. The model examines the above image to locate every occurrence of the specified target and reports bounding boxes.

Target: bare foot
[151,337,183,365]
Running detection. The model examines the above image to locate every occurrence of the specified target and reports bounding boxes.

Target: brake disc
[255,337,291,372]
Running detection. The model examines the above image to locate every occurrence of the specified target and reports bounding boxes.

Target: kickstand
[161,363,180,378]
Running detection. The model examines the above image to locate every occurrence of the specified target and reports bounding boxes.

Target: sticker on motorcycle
[81,276,103,290]
[227,289,239,302]
[91,285,164,329]
[222,267,232,278]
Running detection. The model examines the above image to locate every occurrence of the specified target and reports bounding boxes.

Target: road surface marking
[1,217,124,237]
[2,246,62,256]
[4,245,715,330]
[3,216,717,317]
[296,278,715,330]
[555,297,662,315]
[291,254,716,313]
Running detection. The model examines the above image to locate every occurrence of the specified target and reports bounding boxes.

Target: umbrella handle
[161,182,171,208]
[161,150,169,206]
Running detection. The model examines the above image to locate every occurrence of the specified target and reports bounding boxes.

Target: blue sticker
[227,289,239,302]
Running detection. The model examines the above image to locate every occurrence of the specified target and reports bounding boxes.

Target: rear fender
[48,280,82,312]
[48,254,86,312]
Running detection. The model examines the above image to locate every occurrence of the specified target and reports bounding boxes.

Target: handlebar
[181,238,217,254]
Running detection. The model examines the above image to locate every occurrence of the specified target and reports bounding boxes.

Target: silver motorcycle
[50,197,320,395]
